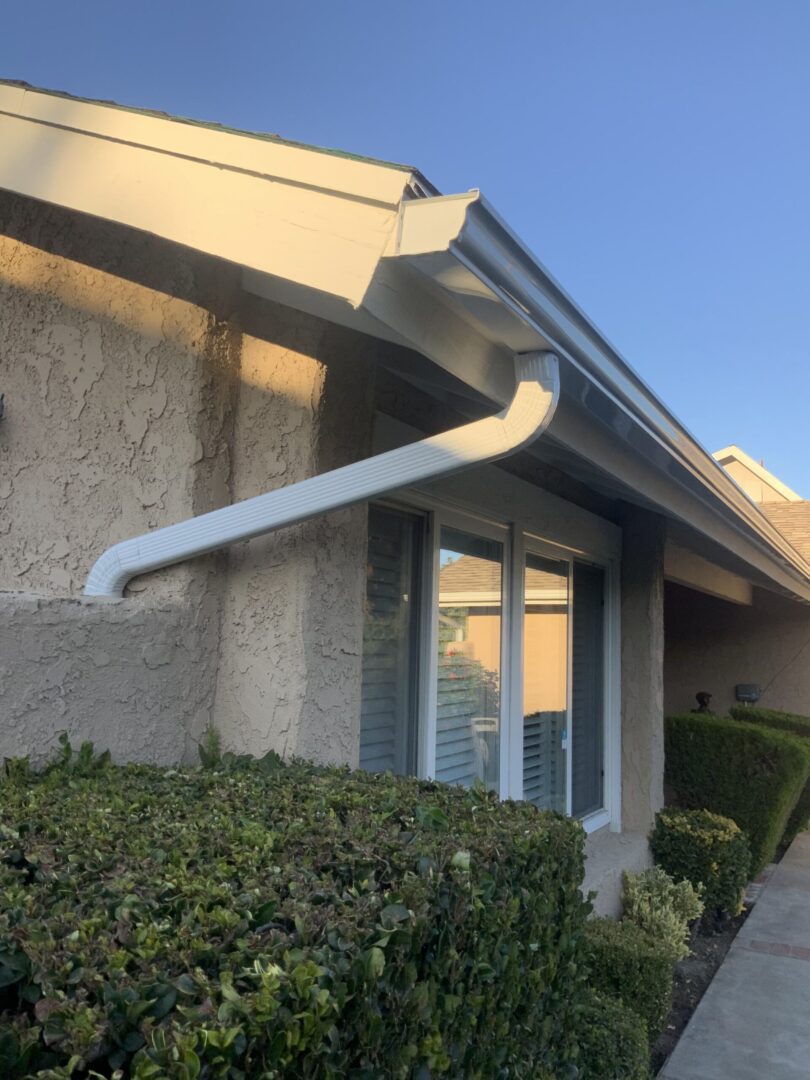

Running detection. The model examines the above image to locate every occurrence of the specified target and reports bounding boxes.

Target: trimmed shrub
[651,808,750,917]
[575,991,650,1080]
[623,867,703,962]
[583,917,674,1045]
[0,745,591,1078]
[729,704,810,738]
[664,712,808,872]
[731,705,810,845]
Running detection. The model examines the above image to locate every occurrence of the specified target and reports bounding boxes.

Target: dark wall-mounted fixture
[735,683,761,704]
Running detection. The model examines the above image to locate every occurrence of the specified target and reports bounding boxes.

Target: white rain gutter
[84,351,560,597]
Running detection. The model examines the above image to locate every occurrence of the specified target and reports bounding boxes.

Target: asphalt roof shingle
[760,502,810,563]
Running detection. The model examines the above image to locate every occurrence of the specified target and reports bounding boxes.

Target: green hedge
[651,809,750,917]
[664,713,808,872]
[729,705,810,738]
[575,991,650,1080]
[583,917,674,1045]
[731,705,810,845]
[0,746,591,1078]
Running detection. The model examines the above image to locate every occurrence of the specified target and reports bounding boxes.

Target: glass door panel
[435,527,503,791]
[571,561,605,817]
[359,506,422,776]
[522,552,569,812]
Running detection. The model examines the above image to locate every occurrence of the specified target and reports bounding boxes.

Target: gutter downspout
[85,351,560,598]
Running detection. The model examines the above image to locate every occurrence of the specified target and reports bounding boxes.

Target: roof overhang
[2,82,809,602]
[0,80,420,304]
[364,192,810,603]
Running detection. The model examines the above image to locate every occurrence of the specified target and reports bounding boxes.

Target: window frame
[365,495,621,834]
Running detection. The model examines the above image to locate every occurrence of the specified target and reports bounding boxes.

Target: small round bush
[651,808,751,917]
[622,866,703,962]
[583,917,674,1045]
[574,991,650,1079]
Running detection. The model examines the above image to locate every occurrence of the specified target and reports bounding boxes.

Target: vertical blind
[571,561,605,817]
[359,506,421,775]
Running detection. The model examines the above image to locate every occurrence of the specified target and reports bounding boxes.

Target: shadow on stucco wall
[664,580,810,718]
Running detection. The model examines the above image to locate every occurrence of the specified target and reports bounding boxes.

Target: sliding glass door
[359,501,614,829]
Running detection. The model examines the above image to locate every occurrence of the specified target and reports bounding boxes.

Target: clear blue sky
[4,1,809,494]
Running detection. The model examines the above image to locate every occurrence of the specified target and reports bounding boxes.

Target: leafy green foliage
[664,713,808,873]
[197,726,222,769]
[622,867,703,963]
[729,705,810,738]
[651,808,751,917]
[583,918,674,1045]
[0,743,591,1078]
[574,991,650,1080]
[730,706,810,846]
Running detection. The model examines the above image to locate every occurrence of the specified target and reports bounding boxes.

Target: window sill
[580,809,611,835]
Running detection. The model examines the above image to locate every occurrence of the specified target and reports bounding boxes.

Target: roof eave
[390,193,810,601]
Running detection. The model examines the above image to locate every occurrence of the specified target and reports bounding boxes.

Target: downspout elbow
[84,351,560,598]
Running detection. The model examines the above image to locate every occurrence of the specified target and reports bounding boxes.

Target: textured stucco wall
[665,582,810,717]
[0,592,216,764]
[0,193,380,768]
[0,194,241,762]
[620,507,666,834]
[584,828,652,917]
[213,299,376,766]
[0,191,240,599]
[0,192,384,770]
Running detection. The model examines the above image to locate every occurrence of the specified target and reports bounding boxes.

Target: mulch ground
[651,906,750,1075]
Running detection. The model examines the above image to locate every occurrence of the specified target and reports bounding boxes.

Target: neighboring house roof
[713,445,802,504]
[439,556,566,606]
[2,79,809,601]
[760,503,810,563]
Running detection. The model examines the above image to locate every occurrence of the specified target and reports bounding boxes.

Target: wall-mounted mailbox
[735,684,761,704]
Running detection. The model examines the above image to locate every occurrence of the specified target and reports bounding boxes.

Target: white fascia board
[385,193,810,600]
[0,84,412,306]
[0,83,412,205]
[664,542,753,606]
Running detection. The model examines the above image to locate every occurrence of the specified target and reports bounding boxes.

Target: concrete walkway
[660,832,810,1079]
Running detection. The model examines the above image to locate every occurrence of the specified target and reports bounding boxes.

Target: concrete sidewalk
[659,832,810,1079]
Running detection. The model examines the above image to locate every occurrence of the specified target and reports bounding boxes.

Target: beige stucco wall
[620,507,666,834]
[212,298,376,766]
[0,192,375,767]
[0,592,216,765]
[0,192,243,762]
[584,828,651,916]
[0,191,240,598]
[665,581,810,717]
